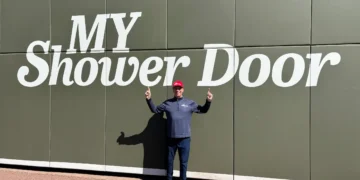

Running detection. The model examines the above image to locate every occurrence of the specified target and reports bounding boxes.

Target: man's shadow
[116,113,168,179]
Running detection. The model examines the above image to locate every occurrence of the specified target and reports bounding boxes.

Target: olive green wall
[0,0,359,180]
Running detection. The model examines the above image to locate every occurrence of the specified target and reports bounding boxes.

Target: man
[145,80,213,180]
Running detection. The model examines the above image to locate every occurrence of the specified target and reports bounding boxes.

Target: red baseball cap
[172,80,184,88]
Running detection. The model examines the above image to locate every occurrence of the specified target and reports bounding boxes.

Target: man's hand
[207,88,213,102]
[145,86,151,100]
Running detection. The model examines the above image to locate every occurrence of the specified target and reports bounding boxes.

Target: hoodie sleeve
[191,99,211,114]
[146,98,166,114]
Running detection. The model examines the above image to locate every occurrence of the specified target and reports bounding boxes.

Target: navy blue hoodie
[146,97,211,138]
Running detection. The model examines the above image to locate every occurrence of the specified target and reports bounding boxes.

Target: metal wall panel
[312,0,360,44]
[49,52,106,165]
[167,0,235,49]
[106,0,167,50]
[235,0,311,46]
[310,45,360,180]
[1,0,50,53]
[51,0,106,53]
[234,47,310,180]
[0,53,50,162]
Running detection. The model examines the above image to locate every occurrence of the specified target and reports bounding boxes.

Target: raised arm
[191,88,213,114]
[145,86,166,114]
[191,99,211,113]
[146,98,166,114]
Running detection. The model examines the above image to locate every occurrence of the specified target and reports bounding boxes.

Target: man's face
[173,86,184,98]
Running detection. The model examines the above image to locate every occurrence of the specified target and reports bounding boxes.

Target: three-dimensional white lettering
[17,12,342,88]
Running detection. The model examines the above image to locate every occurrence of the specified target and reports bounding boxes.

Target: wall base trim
[0,158,288,180]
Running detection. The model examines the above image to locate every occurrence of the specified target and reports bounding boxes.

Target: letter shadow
[117,113,168,180]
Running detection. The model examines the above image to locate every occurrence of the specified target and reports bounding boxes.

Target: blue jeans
[166,137,191,180]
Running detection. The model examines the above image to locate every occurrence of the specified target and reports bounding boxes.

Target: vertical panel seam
[0,0,2,52]
[309,0,313,179]
[104,0,107,168]
[166,0,168,49]
[166,49,168,166]
[49,0,52,164]
[233,0,236,179]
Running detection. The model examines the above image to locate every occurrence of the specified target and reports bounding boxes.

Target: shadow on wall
[116,113,168,179]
